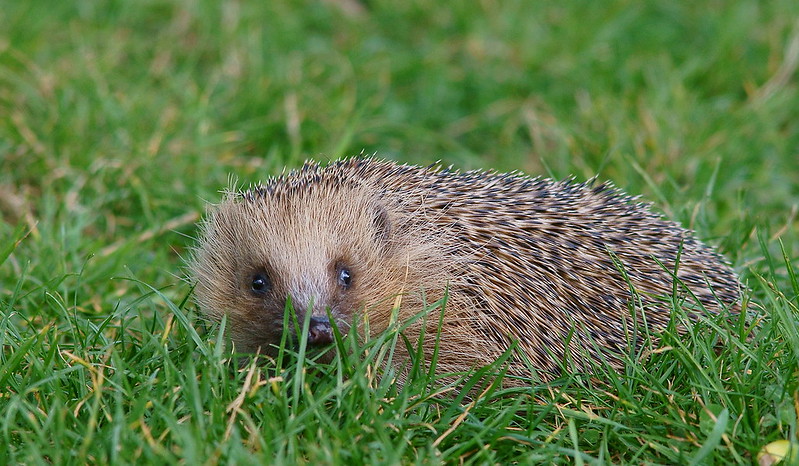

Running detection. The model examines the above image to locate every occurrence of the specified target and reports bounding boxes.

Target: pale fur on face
[189,177,460,360]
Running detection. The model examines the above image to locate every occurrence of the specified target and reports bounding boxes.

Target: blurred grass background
[1,0,798,463]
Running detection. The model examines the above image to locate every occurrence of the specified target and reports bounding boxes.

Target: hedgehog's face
[191,185,394,357]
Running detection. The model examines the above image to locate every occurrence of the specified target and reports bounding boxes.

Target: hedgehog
[189,157,740,384]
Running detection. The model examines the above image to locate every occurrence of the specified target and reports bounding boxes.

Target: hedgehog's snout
[308,316,333,346]
[287,293,347,346]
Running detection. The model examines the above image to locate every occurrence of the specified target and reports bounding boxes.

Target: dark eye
[251,273,271,294]
[337,267,352,288]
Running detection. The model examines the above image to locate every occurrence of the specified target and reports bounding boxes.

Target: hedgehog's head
[189,175,405,357]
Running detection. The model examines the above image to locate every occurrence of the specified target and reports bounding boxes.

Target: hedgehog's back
[335,158,741,379]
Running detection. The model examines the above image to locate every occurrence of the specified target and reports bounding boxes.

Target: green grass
[2,0,799,463]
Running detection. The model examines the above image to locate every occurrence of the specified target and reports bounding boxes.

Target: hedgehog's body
[191,158,739,383]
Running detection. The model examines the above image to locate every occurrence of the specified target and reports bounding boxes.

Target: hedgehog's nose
[308,316,333,346]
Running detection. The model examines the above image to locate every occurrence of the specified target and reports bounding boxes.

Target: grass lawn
[2,0,799,463]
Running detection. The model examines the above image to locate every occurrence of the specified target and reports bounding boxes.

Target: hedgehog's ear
[370,202,392,246]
